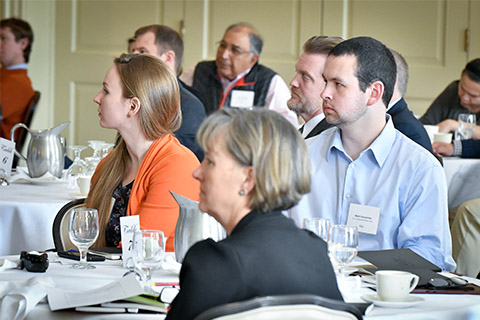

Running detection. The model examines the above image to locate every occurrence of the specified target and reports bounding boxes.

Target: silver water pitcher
[10,122,70,178]
[170,192,226,263]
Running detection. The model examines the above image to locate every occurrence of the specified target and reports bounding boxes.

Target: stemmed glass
[457,113,476,140]
[132,230,166,286]
[68,208,99,269]
[101,143,115,158]
[303,218,331,241]
[88,140,106,169]
[66,145,87,189]
[328,225,359,277]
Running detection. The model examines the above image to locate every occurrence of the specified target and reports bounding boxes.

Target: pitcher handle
[10,123,29,161]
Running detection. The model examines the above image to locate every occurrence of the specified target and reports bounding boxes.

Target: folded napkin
[0,258,20,272]
[161,255,181,274]
[9,167,64,183]
[0,276,55,320]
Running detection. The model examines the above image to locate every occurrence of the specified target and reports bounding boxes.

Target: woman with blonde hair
[166,108,342,320]
[87,53,199,251]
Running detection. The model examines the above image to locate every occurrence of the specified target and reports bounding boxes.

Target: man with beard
[288,36,455,271]
[288,36,343,139]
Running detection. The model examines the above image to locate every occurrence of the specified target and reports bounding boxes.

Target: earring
[239,189,245,196]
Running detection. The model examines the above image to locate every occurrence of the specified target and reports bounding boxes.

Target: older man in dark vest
[189,22,297,126]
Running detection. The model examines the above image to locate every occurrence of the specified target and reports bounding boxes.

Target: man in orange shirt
[0,18,35,140]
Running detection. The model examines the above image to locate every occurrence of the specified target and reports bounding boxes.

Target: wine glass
[328,225,359,277]
[66,145,87,189]
[457,113,476,140]
[303,218,331,241]
[68,208,99,269]
[101,142,115,158]
[132,230,166,286]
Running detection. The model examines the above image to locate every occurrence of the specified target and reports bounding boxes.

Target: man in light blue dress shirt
[288,37,455,271]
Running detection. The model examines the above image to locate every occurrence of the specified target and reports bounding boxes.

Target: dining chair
[12,91,41,168]
[52,198,85,252]
[193,294,364,320]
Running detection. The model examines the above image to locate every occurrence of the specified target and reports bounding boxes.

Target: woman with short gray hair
[166,108,342,320]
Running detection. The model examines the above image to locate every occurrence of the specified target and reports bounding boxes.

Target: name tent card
[0,138,15,177]
[120,215,140,268]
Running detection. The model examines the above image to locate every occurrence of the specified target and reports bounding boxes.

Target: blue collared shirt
[289,116,456,271]
[5,63,28,70]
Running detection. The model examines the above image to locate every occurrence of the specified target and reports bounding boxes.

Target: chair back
[194,294,363,320]
[13,91,41,168]
[52,198,86,252]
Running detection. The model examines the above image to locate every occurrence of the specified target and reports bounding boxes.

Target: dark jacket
[388,98,433,154]
[176,80,206,161]
[166,210,342,320]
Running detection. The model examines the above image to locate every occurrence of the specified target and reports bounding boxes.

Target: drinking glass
[132,230,166,284]
[328,225,359,276]
[303,218,331,241]
[457,113,476,140]
[88,140,106,168]
[101,143,115,158]
[66,145,87,189]
[68,208,99,269]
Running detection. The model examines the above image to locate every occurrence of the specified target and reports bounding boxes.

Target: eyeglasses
[216,41,252,56]
[427,277,468,289]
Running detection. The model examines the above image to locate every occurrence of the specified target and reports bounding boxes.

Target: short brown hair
[303,35,343,55]
[0,18,34,62]
[134,25,183,75]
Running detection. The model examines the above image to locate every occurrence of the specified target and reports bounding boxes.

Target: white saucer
[361,294,424,308]
[68,192,87,199]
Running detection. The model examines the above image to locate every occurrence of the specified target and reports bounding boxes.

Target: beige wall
[1,0,479,150]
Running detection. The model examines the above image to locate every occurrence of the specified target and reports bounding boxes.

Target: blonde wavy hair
[87,53,181,247]
[197,108,311,212]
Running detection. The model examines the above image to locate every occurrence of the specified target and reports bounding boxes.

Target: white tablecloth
[1,252,480,320]
[0,253,178,319]
[443,157,480,209]
[0,181,73,255]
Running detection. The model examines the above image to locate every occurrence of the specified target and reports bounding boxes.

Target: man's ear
[129,97,141,116]
[366,80,384,106]
[162,50,176,68]
[18,38,28,51]
[249,53,259,65]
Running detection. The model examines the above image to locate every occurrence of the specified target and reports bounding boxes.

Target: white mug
[77,175,92,196]
[433,133,453,143]
[376,270,419,301]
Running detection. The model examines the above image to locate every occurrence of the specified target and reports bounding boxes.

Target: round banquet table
[0,180,73,255]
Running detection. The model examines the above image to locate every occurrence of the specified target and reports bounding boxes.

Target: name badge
[230,90,255,108]
[347,203,380,235]
[0,138,15,177]
[120,215,140,268]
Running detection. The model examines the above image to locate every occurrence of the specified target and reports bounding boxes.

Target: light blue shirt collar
[6,63,28,70]
[326,115,396,167]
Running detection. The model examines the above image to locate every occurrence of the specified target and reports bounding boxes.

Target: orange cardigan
[94,135,200,252]
[0,68,35,140]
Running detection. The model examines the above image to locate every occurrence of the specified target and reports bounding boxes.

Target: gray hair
[390,49,409,97]
[225,22,263,55]
[197,108,311,212]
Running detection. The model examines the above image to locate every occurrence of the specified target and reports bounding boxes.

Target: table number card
[0,138,15,177]
[120,215,140,268]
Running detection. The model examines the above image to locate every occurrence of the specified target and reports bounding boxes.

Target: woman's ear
[243,166,255,195]
[129,97,141,116]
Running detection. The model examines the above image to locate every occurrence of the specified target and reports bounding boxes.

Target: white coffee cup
[77,175,92,196]
[424,125,439,143]
[376,270,419,301]
[433,132,453,143]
